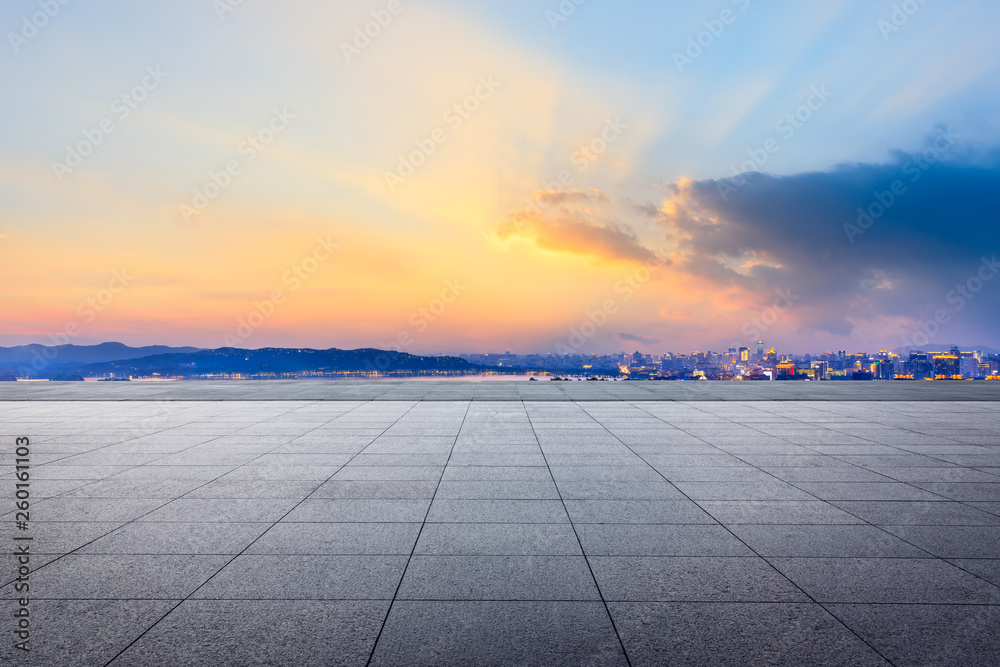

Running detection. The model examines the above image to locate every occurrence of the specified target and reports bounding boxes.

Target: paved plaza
[2,385,999,665]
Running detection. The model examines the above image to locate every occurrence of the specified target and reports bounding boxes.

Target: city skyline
[3,340,999,382]
[2,1,999,354]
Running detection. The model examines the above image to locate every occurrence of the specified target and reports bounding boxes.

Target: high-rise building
[874,359,895,380]
[905,351,934,380]
[933,354,960,379]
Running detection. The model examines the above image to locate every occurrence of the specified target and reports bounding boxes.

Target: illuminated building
[933,354,960,379]
[904,352,934,380]
[776,363,797,379]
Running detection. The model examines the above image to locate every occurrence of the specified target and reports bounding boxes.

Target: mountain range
[0,344,483,379]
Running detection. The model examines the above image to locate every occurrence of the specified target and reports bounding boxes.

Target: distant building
[905,351,934,380]
[961,356,980,379]
[874,359,895,380]
[933,354,960,379]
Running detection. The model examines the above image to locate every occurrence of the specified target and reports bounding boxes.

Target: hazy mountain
[892,344,1000,356]
[75,347,483,377]
[0,342,204,365]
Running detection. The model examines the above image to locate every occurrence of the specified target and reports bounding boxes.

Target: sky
[1,0,998,356]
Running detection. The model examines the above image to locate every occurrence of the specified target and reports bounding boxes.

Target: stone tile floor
[1,397,998,665]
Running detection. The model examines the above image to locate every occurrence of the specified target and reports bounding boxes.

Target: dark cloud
[660,144,1000,345]
[622,198,662,219]
[534,188,608,205]
[617,332,662,345]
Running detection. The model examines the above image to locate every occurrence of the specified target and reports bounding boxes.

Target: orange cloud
[494,212,657,264]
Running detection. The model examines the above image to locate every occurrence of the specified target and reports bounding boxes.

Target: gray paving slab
[769,558,1000,604]
[830,500,1000,525]
[575,524,753,557]
[2,393,999,665]
[310,480,439,499]
[827,604,1000,667]
[909,481,1000,501]
[589,556,809,602]
[136,498,300,523]
[563,499,716,524]
[111,600,389,667]
[433,480,560,499]
[879,525,1000,558]
[697,500,867,525]
[0,600,177,667]
[192,555,409,600]
[76,522,269,555]
[369,601,627,666]
[426,498,569,523]
[0,520,125,554]
[397,555,600,600]
[609,602,891,666]
[728,524,929,558]
[947,558,1000,586]
[413,523,582,556]
[248,522,421,556]
[282,499,432,523]
[4,554,230,599]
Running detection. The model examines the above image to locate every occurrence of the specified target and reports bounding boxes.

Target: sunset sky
[2,0,999,355]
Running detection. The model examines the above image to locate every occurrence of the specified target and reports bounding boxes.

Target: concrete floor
[2,379,1000,402]
[2,392,999,665]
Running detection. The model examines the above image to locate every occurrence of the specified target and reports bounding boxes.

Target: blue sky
[1,0,998,354]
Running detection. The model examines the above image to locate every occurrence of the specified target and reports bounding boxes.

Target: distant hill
[75,347,483,378]
[0,342,204,365]
[893,344,1000,356]
[0,343,205,376]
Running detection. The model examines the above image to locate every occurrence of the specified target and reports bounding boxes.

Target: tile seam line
[0,399,278,589]
[765,400,1000,592]
[364,399,472,667]
[617,399,899,667]
[528,401,635,667]
[19,596,1000,605]
[98,398,421,667]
